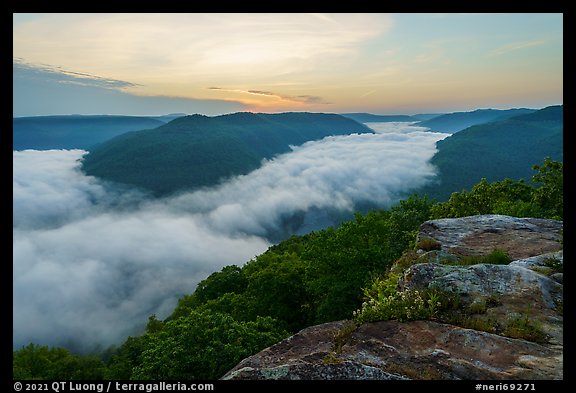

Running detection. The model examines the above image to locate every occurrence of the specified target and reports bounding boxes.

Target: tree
[429,158,563,220]
[304,195,434,323]
[242,252,311,331]
[132,310,288,379]
[103,336,145,380]
[170,265,247,320]
[13,343,105,380]
[531,157,563,219]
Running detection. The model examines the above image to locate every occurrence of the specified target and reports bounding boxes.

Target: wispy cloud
[208,87,331,105]
[13,13,390,112]
[13,14,389,84]
[13,58,139,90]
[488,39,546,57]
[359,90,377,99]
[13,13,562,115]
[13,59,248,116]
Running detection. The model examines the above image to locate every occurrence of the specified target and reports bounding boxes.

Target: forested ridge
[414,107,536,133]
[12,115,166,150]
[13,158,563,380]
[418,105,563,201]
[81,112,372,196]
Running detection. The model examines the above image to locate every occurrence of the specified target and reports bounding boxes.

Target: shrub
[353,274,452,324]
[484,248,512,265]
[503,315,547,343]
[444,249,512,266]
[468,299,487,315]
[458,315,499,334]
[132,310,289,379]
[331,320,358,354]
[390,250,420,274]
[543,256,563,273]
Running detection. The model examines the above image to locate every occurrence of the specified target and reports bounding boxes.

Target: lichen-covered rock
[407,216,563,346]
[509,250,563,270]
[222,320,563,380]
[400,262,562,310]
[221,321,407,380]
[399,262,563,345]
[223,215,564,380]
[223,361,408,380]
[416,214,563,259]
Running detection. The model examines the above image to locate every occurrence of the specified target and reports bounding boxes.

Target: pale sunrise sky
[13,13,563,117]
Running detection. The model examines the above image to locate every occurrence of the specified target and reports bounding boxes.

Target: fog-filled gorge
[13,123,448,352]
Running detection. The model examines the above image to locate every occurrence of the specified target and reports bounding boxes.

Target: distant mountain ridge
[13,115,167,150]
[341,113,442,123]
[15,106,563,205]
[81,112,372,196]
[415,108,537,133]
[504,105,563,127]
[417,105,563,201]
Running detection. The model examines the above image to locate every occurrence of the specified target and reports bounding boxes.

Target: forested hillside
[415,108,536,133]
[81,112,372,196]
[14,158,563,380]
[418,105,562,201]
[12,115,166,150]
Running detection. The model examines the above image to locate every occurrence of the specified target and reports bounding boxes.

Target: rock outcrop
[416,214,563,259]
[222,214,563,380]
[223,319,562,380]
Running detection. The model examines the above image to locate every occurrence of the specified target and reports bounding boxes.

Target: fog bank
[13,123,448,351]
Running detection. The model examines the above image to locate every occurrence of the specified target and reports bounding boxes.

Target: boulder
[416,214,562,259]
[222,319,562,380]
[223,215,563,380]
[400,262,563,345]
[408,215,564,346]
[222,320,407,380]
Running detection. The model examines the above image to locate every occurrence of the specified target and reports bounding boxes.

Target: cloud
[13,60,248,117]
[13,124,448,352]
[13,151,269,351]
[13,13,391,112]
[13,149,147,230]
[363,121,433,134]
[167,128,447,237]
[488,39,546,57]
[13,58,140,90]
[13,13,391,82]
[207,87,331,105]
[13,210,269,351]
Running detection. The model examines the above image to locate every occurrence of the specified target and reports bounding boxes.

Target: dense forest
[418,105,563,201]
[414,107,536,133]
[81,112,372,196]
[13,157,563,380]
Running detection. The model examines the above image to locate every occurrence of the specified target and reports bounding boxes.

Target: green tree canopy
[13,344,106,380]
[131,310,288,380]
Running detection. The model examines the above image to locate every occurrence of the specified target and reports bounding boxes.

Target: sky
[13,13,563,117]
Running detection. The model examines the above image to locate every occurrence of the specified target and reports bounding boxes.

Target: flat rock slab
[222,320,562,380]
[418,215,563,259]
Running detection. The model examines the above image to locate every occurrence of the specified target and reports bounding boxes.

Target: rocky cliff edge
[222,215,563,380]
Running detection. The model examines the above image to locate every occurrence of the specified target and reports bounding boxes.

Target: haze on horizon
[13,13,562,117]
